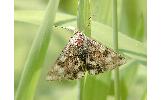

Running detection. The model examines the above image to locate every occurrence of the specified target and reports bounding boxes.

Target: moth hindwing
[46,31,126,80]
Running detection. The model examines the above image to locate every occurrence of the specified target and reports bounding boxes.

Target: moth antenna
[53,25,76,33]
[82,16,92,33]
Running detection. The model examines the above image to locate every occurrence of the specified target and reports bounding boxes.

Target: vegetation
[14,0,147,100]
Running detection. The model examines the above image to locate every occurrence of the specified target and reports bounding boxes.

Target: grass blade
[112,0,120,100]
[15,0,60,100]
[77,0,91,100]
[77,0,91,36]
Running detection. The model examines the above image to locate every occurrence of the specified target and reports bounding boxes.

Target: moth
[46,30,126,80]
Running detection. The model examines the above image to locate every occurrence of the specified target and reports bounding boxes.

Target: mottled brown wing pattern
[46,43,86,80]
[47,31,126,80]
[47,31,90,80]
[86,37,126,75]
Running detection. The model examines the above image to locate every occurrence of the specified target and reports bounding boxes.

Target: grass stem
[112,0,120,100]
[15,0,60,100]
[77,0,91,100]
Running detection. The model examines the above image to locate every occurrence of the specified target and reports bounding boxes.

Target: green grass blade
[77,0,91,100]
[15,0,60,100]
[77,0,91,36]
[112,0,120,99]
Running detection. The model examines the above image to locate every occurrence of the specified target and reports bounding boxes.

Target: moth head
[70,31,86,47]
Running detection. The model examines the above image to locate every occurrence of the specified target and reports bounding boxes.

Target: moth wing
[86,37,126,75]
[46,42,85,81]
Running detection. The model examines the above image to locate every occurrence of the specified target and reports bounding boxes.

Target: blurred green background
[14,0,147,100]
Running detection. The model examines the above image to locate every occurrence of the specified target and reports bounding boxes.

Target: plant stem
[77,0,91,36]
[15,0,59,100]
[77,0,91,100]
[112,0,120,100]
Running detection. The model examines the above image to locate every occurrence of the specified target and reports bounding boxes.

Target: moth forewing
[47,31,126,81]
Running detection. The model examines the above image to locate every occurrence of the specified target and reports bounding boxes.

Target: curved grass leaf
[15,0,60,100]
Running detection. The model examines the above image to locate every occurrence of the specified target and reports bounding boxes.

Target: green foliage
[15,0,60,100]
[14,0,147,100]
[119,0,147,41]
